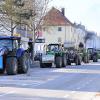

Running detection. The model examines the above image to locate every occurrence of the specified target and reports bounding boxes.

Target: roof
[43,7,73,26]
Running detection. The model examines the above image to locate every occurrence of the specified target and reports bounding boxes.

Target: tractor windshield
[48,45,59,52]
[0,39,12,51]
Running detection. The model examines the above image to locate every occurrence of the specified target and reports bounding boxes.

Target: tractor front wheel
[18,52,29,74]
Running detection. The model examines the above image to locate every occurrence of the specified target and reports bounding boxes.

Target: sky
[49,0,100,35]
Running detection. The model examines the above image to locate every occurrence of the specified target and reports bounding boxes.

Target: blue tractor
[0,36,31,75]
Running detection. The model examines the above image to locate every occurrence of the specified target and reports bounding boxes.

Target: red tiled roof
[43,7,73,26]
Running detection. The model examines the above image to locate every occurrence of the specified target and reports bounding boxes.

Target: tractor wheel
[75,56,81,65]
[0,69,5,74]
[46,63,52,68]
[83,56,89,63]
[62,54,67,67]
[18,52,29,74]
[55,56,62,68]
[67,60,71,65]
[6,57,18,75]
[93,56,98,62]
[0,67,5,74]
[40,62,52,68]
[40,62,46,68]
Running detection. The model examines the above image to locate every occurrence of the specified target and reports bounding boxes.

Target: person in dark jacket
[28,38,33,60]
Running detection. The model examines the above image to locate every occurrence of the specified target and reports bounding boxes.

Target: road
[0,61,100,100]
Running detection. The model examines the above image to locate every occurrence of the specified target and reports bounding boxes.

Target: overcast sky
[49,0,100,35]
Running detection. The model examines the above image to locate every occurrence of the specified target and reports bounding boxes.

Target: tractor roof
[0,36,21,40]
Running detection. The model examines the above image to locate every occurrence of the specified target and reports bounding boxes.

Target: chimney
[61,8,65,16]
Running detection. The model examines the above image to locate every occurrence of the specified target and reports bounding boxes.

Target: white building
[41,7,86,48]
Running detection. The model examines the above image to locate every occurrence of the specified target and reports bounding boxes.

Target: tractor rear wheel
[55,56,62,68]
[93,56,98,62]
[6,57,18,75]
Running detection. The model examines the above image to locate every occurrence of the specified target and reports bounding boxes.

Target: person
[28,38,33,60]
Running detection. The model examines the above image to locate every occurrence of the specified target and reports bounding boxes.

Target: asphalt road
[0,61,100,100]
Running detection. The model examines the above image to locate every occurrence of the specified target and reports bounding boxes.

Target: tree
[0,0,52,36]
[28,0,51,39]
[0,0,33,36]
[27,0,52,60]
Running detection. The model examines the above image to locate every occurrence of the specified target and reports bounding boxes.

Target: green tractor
[87,48,98,62]
[40,43,67,68]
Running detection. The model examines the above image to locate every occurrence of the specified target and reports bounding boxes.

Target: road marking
[0,91,15,97]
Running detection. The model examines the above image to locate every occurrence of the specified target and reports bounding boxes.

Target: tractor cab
[48,44,60,52]
[0,36,20,52]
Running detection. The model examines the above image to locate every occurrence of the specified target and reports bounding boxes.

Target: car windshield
[0,39,12,50]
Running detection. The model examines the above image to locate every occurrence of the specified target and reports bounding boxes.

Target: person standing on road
[27,38,33,76]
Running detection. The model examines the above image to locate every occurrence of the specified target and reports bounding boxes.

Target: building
[42,7,86,48]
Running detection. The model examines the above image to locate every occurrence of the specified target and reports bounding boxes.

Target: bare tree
[27,0,52,60]
[28,0,51,39]
[0,0,33,36]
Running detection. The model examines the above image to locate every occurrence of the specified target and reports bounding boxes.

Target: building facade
[42,7,86,48]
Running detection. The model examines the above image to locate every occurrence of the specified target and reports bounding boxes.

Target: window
[13,40,19,49]
[58,27,62,31]
[0,39,12,51]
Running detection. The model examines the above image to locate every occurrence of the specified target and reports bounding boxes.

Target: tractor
[87,48,98,62]
[64,42,81,65]
[40,43,67,68]
[65,47,81,65]
[0,36,31,75]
